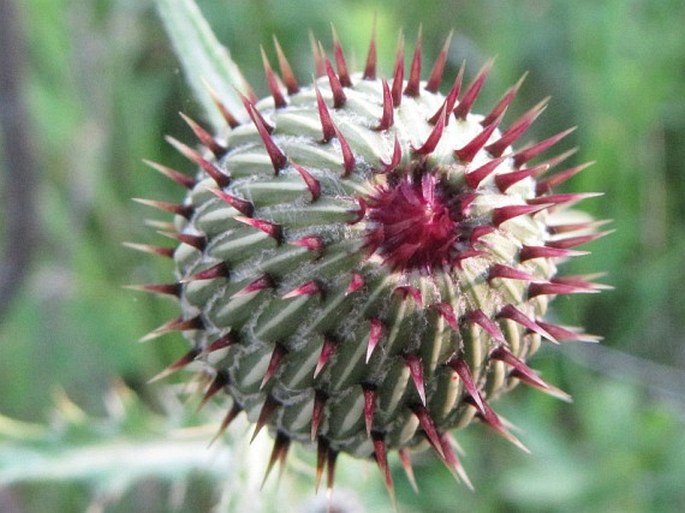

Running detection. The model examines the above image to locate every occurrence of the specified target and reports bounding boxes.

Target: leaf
[156,0,250,130]
[0,383,233,496]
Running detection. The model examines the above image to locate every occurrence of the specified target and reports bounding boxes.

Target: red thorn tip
[238,92,272,132]
[520,244,590,261]
[289,235,324,253]
[207,187,254,217]
[412,405,444,458]
[326,445,338,494]
[547,230,614,249]
[148,347,200,383]
[330,26,352,87]
[123,242,174,259]
[183,262,229,282]
[528,192,604,208]
[362,385,376,437]
[398,449,419,493]
[251,396,279,442]
[455,111,505,163]
[495,164,549,193]
[491,346,572,402]
[440,434,474,490]
[376,79,394,131]
[314,337,336,378]
[314,83,336,143]
[335,126,355,176]
[348,196,367,225]
[310,390,328,440]
[476,398,530,453]
[536,321,602,343]
[165,136,230,188]
[242,79,258,104]
[260,46,287,109]
[454,58,494,120]
[497,304,556,342]
[282,280,321,299]
[247,104,287,173]
[199,371,229,409]
[404,28,422,97]
[469,225,496,246]
[323,49,347,108]
[465,156,506,189]
[290,161,321,201]
[480,73,527,127]
[425,30,453,93]
[486,97,550,157]
[207,333,236,353]
[536,147,579,173]
[404,354,427,406]
[488,263,537,283]
[220,285,258,313]
[492,203,549,227]
[179,112,226,157]
[413,105,446,155]
[448,358,486,415]
[142,159,195,189]
[394,285,422,305]
[366,318,384,363]
[262,432,290,488]
[537,161,595,193]
[380,135,402,173]
[363,21,377,80]
[466,309,506,343]
[272,37,299,95]
[202,79,241,128]
[372,433,395,501]
[132,198,192,219]
[428,63,463,125]
[346,273,365,295]
[528,281,600,298]
[391,36,405,107]
[261,343,287,390]
[514,126,576,167]
[548,219,612,235]
[126,282,180,297]
[309,31,325,78]
[234,216,281,241]
[232,274,274,298]
[315,438,327,492]
[431,302,458,330]
[210,403,243,445]
[158,231,207,251]
[144,219,175,231]
[552,273,613,291]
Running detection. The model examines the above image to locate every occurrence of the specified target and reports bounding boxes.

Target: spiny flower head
[131,25,609,500]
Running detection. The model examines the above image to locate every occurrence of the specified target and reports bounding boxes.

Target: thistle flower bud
[132,25,608,499]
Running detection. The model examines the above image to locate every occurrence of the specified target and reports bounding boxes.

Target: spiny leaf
[156,0,251,130]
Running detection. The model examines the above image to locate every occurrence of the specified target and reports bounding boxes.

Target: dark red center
[365,173,461,272]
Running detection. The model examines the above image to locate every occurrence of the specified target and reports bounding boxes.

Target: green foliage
[157,0,251,131]
[0,385,230,513]
[1,0,684,512]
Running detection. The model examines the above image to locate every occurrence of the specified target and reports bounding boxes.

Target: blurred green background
[1,0,684,512]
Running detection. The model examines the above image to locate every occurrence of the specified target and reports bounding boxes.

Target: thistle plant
[130,0,609,503]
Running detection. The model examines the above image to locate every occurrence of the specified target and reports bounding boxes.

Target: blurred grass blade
[157,0,249,130]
